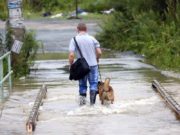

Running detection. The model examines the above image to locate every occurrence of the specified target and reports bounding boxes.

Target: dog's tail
[104,78,110,92]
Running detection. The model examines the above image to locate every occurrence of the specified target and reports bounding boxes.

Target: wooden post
[26,84,47,133]
[152,80,180,119]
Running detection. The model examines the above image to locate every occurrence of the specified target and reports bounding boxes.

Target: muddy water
[0,20,180,135]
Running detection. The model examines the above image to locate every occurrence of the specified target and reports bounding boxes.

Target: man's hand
[96,48,102,63]
[96,58,99,63]
[69,52,75,67]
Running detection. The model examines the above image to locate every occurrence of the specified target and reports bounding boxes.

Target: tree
[167,0,178,21]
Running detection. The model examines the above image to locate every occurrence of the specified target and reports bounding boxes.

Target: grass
[35,52,68,60]
[35,50,115,60]
[23,10,45,20]
[23,9,107,20]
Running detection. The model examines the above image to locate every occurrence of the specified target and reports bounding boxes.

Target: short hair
[77,23,87,31]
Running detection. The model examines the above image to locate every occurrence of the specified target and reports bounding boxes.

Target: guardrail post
[0,60,4,99]
[152,80,180,119]
[0,51,13,101]
[26,84,47,133]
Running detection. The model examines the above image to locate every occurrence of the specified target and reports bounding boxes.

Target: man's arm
[96,48,102,63]
[69,51,75,66]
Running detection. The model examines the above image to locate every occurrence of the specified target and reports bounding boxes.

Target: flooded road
[0,19,180,135]
[26,19,100,53]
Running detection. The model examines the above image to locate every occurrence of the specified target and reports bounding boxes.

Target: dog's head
[98,81,103,87]
[97,81,104,94]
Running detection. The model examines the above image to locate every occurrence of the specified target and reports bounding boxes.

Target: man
[69,23,102,105]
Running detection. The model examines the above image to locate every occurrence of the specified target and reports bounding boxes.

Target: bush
[12,31,39,77]
[80,0,112,12]
[5,28,39,78]
[97,1,180,71]
[23,0,115,13]
[0,0,7,21]
[0,33,4,56]
[24,0,74,12]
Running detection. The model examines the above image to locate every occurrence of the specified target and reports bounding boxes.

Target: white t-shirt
[69,33,100,66]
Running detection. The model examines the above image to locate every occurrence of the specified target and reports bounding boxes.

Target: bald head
[77,23,87,32]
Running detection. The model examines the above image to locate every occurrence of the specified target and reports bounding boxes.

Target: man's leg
[88,66,99,105]
[79,76,88,105]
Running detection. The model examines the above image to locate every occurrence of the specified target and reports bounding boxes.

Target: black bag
[69,37,90,80]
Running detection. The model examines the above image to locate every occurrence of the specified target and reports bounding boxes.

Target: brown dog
[98,78,114,105]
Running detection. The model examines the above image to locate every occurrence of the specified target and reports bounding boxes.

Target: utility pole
[7,0,25,69]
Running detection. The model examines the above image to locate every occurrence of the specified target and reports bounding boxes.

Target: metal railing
[0,51,13,101]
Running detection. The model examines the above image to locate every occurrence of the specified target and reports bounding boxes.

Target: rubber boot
[90,91,97,105]
[79,93,86,106]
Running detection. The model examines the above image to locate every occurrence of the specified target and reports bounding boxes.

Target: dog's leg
[101,99,104,105]
[101,92,107,105]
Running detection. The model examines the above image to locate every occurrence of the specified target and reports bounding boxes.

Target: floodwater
[0,19,180,135]
[26,19,99,53]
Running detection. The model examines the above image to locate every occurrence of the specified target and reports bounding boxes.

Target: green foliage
[23,0,74,12]
[97,0,180,71]
[0,0,7,21]
[5,27,14,51]
[12,31,39,77]
[0,33,4,56]
[5,28,39,78]
[80,0,112,12]
[22,0,116,13]
[22,31,39,62]
[0,33,8,76]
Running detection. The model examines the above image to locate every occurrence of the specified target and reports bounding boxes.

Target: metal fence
[0,51,13,101]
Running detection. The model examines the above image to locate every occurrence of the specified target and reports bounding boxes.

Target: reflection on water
[0,54,180,135]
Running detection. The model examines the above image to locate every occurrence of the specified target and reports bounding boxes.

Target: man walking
[69,23,102,105]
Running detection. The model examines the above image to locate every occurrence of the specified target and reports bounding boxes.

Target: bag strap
[73,37,83,58]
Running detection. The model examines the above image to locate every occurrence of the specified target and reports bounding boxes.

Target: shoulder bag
[69,37,90,80]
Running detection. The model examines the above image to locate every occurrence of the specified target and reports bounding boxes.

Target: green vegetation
[36,50,115,60]
[14,31,39,77]
[80,0,112,12]
[97,0,180,72]
[23,0,112,12]
[0,33,7,76]
[0,0,115,20]
[21,0,116,19]
[0,0,7,21]
[1,0,179,73]
[36,52,68,60]
[5,29,39,78]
